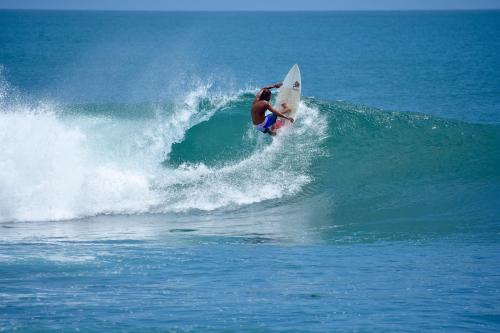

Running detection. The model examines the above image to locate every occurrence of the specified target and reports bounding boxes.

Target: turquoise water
[1,10,499,332]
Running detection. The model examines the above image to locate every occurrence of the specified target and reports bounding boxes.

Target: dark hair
[260,89,271,101]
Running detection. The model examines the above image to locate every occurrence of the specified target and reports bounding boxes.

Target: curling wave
[1,79,498,223]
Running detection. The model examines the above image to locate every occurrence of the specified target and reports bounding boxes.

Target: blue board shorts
[254,113,278,133]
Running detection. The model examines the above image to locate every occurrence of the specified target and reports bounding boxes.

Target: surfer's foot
[266,129,277,136]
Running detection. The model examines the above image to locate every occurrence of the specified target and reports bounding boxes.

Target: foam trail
[153,101,328,212]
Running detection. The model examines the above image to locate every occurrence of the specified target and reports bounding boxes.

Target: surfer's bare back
[252,82,294,136]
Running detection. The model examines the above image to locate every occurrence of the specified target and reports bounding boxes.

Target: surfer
[252,83,294,136]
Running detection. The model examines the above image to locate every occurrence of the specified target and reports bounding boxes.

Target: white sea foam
[0,76,327,222]
[0,77,161,221]
[0,107,160,221]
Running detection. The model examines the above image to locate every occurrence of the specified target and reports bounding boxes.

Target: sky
[0,0,499,11]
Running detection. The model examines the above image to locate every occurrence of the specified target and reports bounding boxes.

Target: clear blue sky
[0,0,499,11]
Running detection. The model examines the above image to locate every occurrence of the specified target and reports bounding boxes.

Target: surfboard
[272,64,301,131]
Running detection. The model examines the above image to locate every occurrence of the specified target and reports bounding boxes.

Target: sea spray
[0,76,327,222]
[0,105,159,222]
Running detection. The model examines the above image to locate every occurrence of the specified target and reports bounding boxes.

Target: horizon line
[1,8,500,12]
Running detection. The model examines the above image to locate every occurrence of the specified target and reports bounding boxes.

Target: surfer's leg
[268,113,278,126]
[266,114,278,136]
[258,113,278,136]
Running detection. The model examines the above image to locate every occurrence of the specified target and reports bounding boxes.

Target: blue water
[1,10,499,332]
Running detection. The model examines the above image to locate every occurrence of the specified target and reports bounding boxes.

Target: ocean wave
[1,76,498,223]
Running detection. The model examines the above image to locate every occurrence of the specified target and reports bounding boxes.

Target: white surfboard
[272,64,301,131]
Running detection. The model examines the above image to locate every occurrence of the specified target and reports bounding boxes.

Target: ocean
[0,10,499,332]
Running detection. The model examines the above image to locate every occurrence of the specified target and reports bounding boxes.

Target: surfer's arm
[263,82,283,90]
[267,103,294,123]
[255,83,283,101]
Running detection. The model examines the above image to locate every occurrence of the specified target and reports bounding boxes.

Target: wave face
[1,80,499,224]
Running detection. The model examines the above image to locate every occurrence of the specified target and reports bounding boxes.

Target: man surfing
[252,83,294,136]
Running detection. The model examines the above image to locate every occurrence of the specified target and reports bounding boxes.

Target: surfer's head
[260,89,272,101]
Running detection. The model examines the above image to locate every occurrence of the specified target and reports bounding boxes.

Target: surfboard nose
[288,64,301,87]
